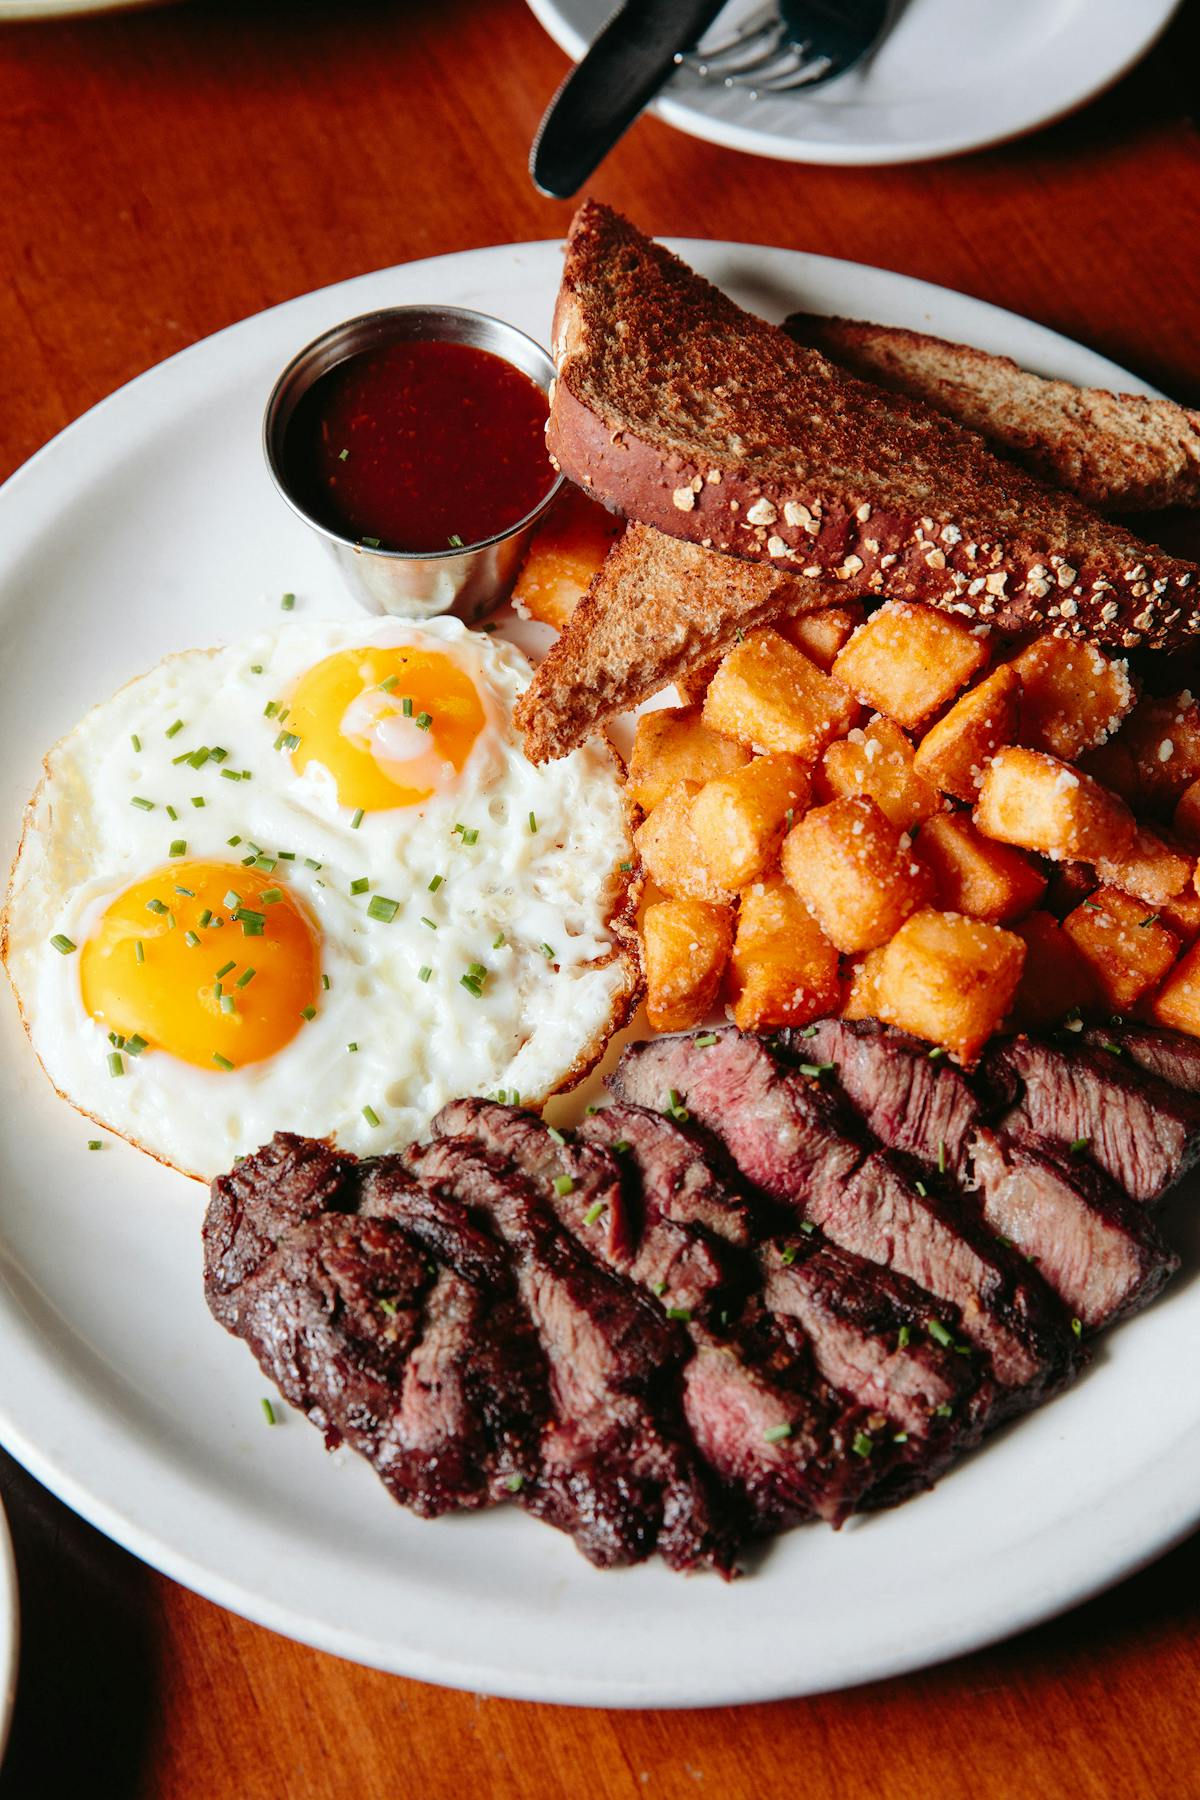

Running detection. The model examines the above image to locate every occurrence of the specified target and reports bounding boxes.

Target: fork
[681,0,888,93]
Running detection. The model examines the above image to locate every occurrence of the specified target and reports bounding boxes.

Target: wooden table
[1,3,1198,1794]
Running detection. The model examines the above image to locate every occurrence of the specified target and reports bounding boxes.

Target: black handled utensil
[530,0,730,200]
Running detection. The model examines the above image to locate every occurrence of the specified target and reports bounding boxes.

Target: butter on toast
[546,203,1198,653]
[514,522,818,762]
[786,313,1200,516]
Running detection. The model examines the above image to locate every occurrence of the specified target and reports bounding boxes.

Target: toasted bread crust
[546,203,1199,654]
[514,522,817,761]
[786,313,1200,516]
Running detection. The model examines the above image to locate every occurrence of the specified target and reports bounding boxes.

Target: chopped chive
[461,828,478,846]
[448,533,464,548]
[695,1033,718,1047]
[184,930,200,947]
[236,967,256,988]
[263,700,279,718]
[126,1035,148,1057]
[189,746,212,769]
[350,808,364,829]
[368,895,399,922]
[227,835,242,848]
[417,966,432,983]
[362,1104,381,1127]
[798,1024,818,1038]
[378,1297,398,1317]
[779,1244,797,1266]
[428,873,444,892]
[493,931,506,949]
[421,917,437,931]
[897,1323,911,1348]
[166,805,178,822]
[146,897,168,915]
[539,943,556,961]
[651,1280,667,1296]
[1139,913,1160,928]
[169,838,187,857]
[612,1139,631,1154]
[212,1052,235,1071]
[504,1473,524,1493]
[360,536,381,549]
[304,857,322,871]
[347,1042,358,1053]
[130,734,142,753]
[935,1402,953,1418]
[618,861,632,873]
[275,732,301,753]
[50,933,77,955]
[107,1051,124,1077]
[198,909,213,928]
[798,1062,834,1078]
[130,796,155,811]
[547,1126,566,1145]
[378,674,399,693]
[281,592,295,611]
[220,995,236,1014]
[666,1306,692,1322]
[582,1199,605,1224]
[851,1431,873,1459]
[338,448,349,462]
[134,939,145,963]
[893,1431,909,1445]
[1071,1316,1083,1339]
[215,960,236,978]
[460,975,484,997]
[928,1046,946,1060]
[350,877,370,895]
[220,768,243,782]
[260,1397,276,1425]
[191,795,206,809]
[763,1423,791,1445]
[250,663,263,674]
[1102,1040,1123,1056]
[553,1175,575,1198]
[109,1032,124,1049]
[261,888,283,905]
[165,718,184,739]
[88,1140,102,1151]
[401,697,413,717]
[253,854,278,873]
[415,712,432,731]
[300,1005,316,1021]
[926,1318,955,1349]
[1069,1136,1089,1155]
[321,973,330,991]
[528,811,538,834]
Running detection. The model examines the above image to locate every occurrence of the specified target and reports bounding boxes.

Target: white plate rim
[0,235,1196,1710]
[525,0,1182,167]
[0,1495,17,1765]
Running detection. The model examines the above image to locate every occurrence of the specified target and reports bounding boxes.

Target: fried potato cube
[627,707,750,811]
[841,948,887,1022]
[912,664,1021,802]
[510,486,622,630]
[817,714,940,830]
[1009,634,1136,761]
[777,604,866,673]
[690,755,810,890]
[642,897,734,1033]
[915,810,1047,924]
[634,782,734,904]
[1150,940,1200,1038]
[1095,826,1193,908]
[1007,911,1100,1032]
[1160,885,1200,943]
[1083,690,1200,813]
[974,746,1135,864]
[1173,777,1200,847]
[1061,886,1180,1011]
[702,628,859,760]
[673,656,723,706]
[832,600,990,730]
[873,908,1026,1064]
[781,795,933,953]
[728,876,839,1031]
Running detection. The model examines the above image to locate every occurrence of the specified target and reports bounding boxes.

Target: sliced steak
[204,1131,356,1305]
[579,1101,755,1245]
[761,1238,987,1442]
[411,1131,737,1573]
[795,1018,980,1177]
[613,1031,1079,1404]
[968,1128,1178,1330]
[985,1036,1200,1204]
[1082,1022,1200,1097]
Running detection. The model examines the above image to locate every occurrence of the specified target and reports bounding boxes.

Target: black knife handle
[531,0,727,200]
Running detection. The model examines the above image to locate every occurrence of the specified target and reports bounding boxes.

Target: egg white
[2,617,638,1179]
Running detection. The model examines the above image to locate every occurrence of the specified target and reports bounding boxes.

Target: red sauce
[283,338,554,554]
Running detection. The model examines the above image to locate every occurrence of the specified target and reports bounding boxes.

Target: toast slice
[546,203,1198,653]
[785,312,1200,516]
[514,521,815,761]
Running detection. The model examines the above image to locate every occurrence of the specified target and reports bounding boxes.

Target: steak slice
[795,1018,980,1177]
[985,1036,1200,1203]
[411,1131,737,1573]
[612,1031,1078,1403]
[1082,1022,1200,1097]
[968,1127,1178,1330]
[204,1136,549,1517]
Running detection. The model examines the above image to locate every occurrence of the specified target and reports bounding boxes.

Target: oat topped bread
[785,313,1200,517]
[546,202,1199,653]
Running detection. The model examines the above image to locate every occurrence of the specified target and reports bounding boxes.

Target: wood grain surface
[1,2,1199,1794]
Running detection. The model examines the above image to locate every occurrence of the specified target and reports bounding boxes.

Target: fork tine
[753,52,838,90]
[728,38,814,82]
[691,20,786,73]
[689,1,778,62]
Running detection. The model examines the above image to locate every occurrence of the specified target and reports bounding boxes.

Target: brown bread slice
[785,312,1200,516]
[546,202,1199,653]
[514,520,820,761]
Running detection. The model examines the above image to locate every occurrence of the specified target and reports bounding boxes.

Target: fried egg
[3,617,637,1178]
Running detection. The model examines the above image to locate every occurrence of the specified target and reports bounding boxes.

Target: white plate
[0,1496,16,1765]
[526,0,1181,166]
[0,1,172,18]
[0,237,1198,1709]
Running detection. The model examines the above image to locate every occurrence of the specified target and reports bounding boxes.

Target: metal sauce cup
[263,305,562,622]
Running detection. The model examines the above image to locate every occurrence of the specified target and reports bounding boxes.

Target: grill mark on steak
[967,1127,1178,1330]
[204,1132,356,1303]
[411,1130,737,1573]
[984,1036,1200,1204]
[611,1031,1078,1402]
[794,1018,980,1178]
[1082,1023,1200,1097]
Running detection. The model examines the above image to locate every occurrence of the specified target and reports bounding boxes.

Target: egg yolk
[285,645,487,812]
[79,861,321,1071]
